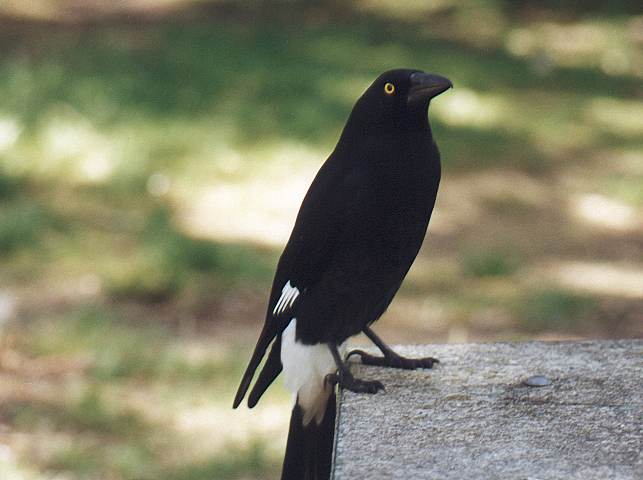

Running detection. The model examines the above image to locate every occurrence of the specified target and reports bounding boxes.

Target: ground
[0,1,641,479]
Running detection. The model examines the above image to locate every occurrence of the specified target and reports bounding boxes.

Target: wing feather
[233,155,368,408]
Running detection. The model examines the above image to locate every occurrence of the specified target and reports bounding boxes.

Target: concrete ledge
[332,340,643,479]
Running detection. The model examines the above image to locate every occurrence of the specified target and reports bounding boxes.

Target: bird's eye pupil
[384,83,395,95]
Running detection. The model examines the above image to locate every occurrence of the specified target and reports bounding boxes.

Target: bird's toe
[412,356,439,369]
[341,375,385,394]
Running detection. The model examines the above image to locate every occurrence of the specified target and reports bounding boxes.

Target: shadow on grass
[102,204,277,302]
[1,173,278,303]
[22,304,250,383]
[518,289,599,332]
[5,304,282,479]
[4,388,146,438]
[0,4,640,479]
[157,441,279,480]
[1,7,638,159]
[5,389,278,480]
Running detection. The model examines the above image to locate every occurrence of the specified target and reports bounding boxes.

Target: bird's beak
[408,72,452,105]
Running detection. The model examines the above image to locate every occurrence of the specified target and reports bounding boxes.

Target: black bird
[233,68,452,479]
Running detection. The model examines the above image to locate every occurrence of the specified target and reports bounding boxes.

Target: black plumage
[233,68,451,479]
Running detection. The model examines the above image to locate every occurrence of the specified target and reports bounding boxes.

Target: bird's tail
[281,392,336,480]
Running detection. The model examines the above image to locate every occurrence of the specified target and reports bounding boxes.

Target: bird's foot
[347,349,439,370]
[325,371,384,394]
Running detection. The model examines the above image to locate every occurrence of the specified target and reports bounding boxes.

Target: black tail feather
[248,335,283,408]
[281,393,336,480]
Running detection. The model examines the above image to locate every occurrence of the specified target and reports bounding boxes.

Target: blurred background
[0,1,641,478]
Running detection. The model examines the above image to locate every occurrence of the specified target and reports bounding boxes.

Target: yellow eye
[384,82,395,95]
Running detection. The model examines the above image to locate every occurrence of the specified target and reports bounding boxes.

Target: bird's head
[349,69,452,130]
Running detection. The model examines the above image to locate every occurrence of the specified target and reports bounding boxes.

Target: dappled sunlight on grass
[1,1,642,478]
[540,260,643,300]
[355,0,453,20]
[177,403,289,460]
[585,97,643,137]
[0,116,21,152]
[432,88,511,130]
[570,193,641,231]
[177,146,320,246]
[1,307,287,479]
[504,17,643,77]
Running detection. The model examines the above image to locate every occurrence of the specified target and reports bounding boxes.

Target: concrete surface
[332,340,643,479]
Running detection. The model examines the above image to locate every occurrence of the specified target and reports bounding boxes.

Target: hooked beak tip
[408,72,453,103]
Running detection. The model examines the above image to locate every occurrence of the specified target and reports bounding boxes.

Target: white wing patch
[273,280,300,315]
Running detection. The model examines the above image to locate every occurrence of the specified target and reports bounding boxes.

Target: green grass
[47,441,280,480]
[5,386,157,479]
[159,442,279,480]
[2,15,638,180]
[0,167,24,199]
[23,305,244,383]
[519,289,598,332]
[462,250,519,278]
[601,173,643,207]
[7,304,285,479]
[1,2,641,479]
[0,201,62,255]
[0,4,638,301]
[102,205,276,301]
[7,388,147,437]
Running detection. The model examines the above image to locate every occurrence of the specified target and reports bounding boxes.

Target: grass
[6,388,147,438]
[462,250,519,278]
[159,442,278,480]
[0,202,53,254]
[101,204,277,301]
[602,172,643,207]
[0,167,24,198]
[0,1,641,479]
[22,306,244,384]
[519,289,598,332]
[4,304,286,479]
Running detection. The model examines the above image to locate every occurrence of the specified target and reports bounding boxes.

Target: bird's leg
[325,343,384,394]
[348,326,439,369]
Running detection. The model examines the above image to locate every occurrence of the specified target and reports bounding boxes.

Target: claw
[327,370,385,394]
[346,349,368,361]
[346,377,384,394]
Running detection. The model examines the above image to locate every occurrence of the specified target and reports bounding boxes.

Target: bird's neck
[337,110,433,148]
[333,117,439,186]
